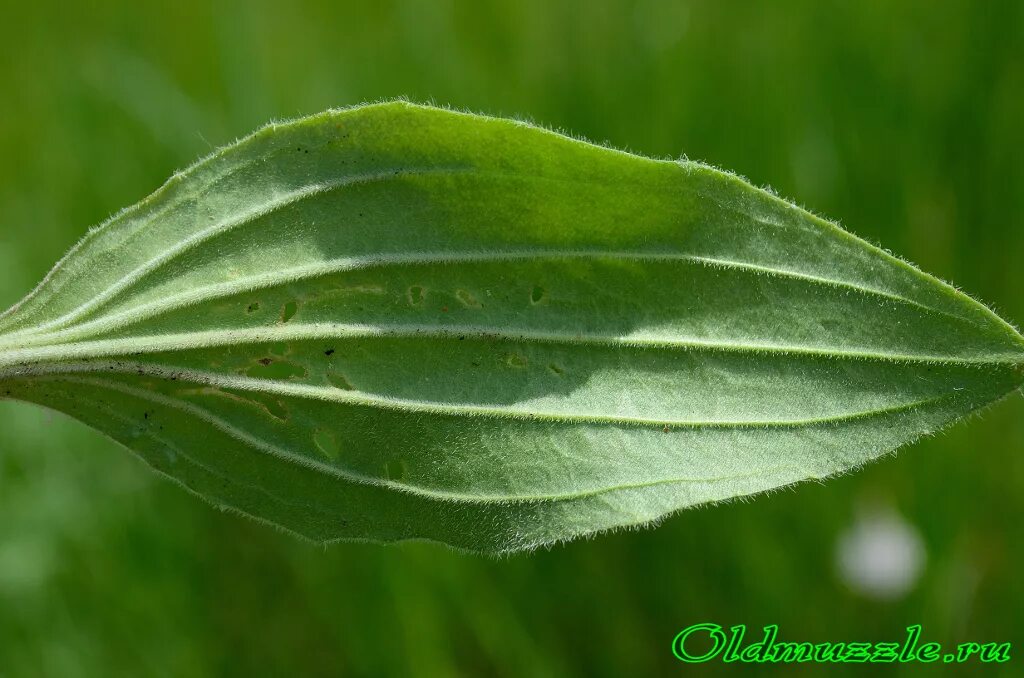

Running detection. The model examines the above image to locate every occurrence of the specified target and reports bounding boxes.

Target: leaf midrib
[1,322,1022,372]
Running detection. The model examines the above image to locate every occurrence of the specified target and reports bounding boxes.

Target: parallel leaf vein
[35,374,896,504]
[16,360,961,428]
[0,323,1016,369]
[1,250,985,348]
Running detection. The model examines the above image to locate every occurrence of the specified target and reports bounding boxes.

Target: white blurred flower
[836,506,926,600]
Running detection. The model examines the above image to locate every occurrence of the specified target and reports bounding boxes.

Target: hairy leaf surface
[1,102,1022,552]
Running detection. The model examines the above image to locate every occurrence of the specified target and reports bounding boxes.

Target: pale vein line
[89,399,330,514]
[0,141,279,327]
[0,323,1017,369]
[4,166,980,341]
[694,175,1021,335]
[7,164,1002,347]
[3,249,984,349]
[35,374,910,505]
[75,381,814,521]
[13,166,468,337]
[77,382,444,542]
[15,360,959,428]
[4,121,1008,346]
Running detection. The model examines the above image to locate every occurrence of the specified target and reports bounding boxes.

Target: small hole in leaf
[313,430,341,460]
[456,289,481,308]
[407,285,426,305]
[281,301,299,323]
[531,285,547,305]
[247,360,307,380]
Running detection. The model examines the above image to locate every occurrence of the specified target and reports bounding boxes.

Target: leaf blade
[1,101,1022,552]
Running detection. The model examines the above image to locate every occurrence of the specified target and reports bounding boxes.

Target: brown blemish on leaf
[407,285,426,305]
[318,284,387,301]
[505,352,528,369]
[455,289,482,309]
[280,300,299,323]
[262,398,290,422]
[327,373,355,391]
[175,387,289,422]
[246,360,307,380]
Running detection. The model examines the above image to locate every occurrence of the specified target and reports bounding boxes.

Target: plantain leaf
[1,101,1022,553]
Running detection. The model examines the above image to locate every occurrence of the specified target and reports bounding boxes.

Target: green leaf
[0,101,1022,553]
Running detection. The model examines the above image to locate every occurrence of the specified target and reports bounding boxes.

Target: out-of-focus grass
[0,1,1022,676]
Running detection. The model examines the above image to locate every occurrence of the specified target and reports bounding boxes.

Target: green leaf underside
[0,102,1021,553]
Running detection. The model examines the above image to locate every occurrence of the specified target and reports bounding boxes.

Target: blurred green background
[1,1,1022,676]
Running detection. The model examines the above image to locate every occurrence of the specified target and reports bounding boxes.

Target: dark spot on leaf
[531,285,547,305]
[324,348,336,356]
[247,302,261,313]
[247,361,307,380]
[258,357,274,366]
[547,363,565,376]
